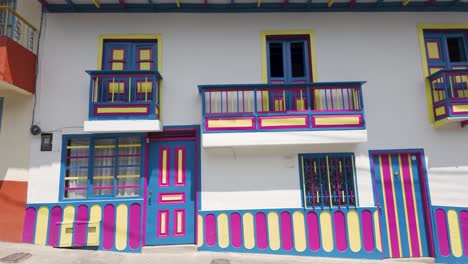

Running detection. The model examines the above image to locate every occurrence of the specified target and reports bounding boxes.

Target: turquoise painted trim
[25,200,143,253]
[45,3,468,13]
[198,207,382,259]
[431,205,468,264]
[58,133,146,202]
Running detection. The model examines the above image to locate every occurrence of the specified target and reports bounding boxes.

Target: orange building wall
[0,36,37,94]
[0,180,28,242]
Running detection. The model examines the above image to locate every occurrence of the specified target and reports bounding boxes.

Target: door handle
[148,189,153,205]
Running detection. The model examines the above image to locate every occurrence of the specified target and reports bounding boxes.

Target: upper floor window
[299,153,358,209]
[267,37,311,83]
[423,31,468,74]
[61,135,144,200]
[103,40,157,71]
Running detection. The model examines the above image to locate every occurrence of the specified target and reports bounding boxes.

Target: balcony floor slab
[202,130,367,148]
[84,120,162,133]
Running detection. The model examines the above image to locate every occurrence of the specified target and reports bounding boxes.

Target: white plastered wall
[0,90,32,183]
[29,13,468,210]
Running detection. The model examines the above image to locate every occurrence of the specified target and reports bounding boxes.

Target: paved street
[0,242,435,264]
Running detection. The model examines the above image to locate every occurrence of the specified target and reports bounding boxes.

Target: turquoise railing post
[253,86,258,131]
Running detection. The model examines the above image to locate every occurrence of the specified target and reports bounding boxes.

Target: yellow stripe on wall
[374,211,382,252]
[197,215,204,246]
[34,207,49,245]
[243,213,255,249]
[115,204,128,250]
[217,213,230,249]
[60,206,75,247]
[88,205,102,246]
[320,211,334,252]
[292,211,307,252]
[447,210,463,257]
[347,210,362,252]
[267,212,280,250]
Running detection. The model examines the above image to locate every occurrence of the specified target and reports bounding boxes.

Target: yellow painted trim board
[96,107,148,114]
[261,117,306,127]
[435,106,446,116]
[261,30,318,83]
[207,119,253,128]
[315,116,360,126]
[452,104,468,113]
[417,24,468,126]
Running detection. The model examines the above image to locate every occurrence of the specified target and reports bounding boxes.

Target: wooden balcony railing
[0,6,37,52]
[198,82,366,133]
[87,70,162,120]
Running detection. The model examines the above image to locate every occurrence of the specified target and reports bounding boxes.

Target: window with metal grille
[299,153,358,208]
[61,135,143,200]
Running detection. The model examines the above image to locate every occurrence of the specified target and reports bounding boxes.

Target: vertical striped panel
[460,211,468,256]
[88,205,102,246]
[23,207,37,243]
[436,209,450,256]
[347,210,361,252]
[197,215,204,246]
[280,212,293,251]
[59,206,75,247]
[102,204,115,250]
[306,211,320,251]
[361,210,375,252]
[205,214,217,247]
[230,213,242,248]
[320,210,334,252]
[267,212,280,251]
[242,212,255,249]
[373,210,382,252]
[292,211,306,252]
[48,206,62,247]
[73,205,89,247]
[128,203,141,249]
[447,210,463,257]
[255,213,268,250]
[334,211,347,252]
[217,213,230,249]
[34,207,49,245]
[380,155,401,258]
[400,154,422,257]
[115,204,128,250]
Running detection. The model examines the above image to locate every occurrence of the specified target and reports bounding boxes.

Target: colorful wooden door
[146,140,195,245]
[372,153,431,258]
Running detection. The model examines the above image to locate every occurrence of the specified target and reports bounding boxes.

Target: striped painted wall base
[432,206,468,264]
[23,200,143,252]
[197,208,383,259]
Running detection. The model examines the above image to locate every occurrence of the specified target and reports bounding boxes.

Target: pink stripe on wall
[460,211,468,256]
[381,155,401,258]
[102,205,115,250]
[22,207,36,243]
[128,203,141,249]
[435,209,450,257]
[48,207,62,247]
[255,213,268,250]
[280,212,293,251]
[333,211,347,252]
[230,213,242,248]
[400,154,421,257]
[73,205,89,247]
[205,214,217,247]
[306,212,320,251]
[361,210,375,252]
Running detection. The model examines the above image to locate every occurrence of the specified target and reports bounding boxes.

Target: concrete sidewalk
[0,242,434,264]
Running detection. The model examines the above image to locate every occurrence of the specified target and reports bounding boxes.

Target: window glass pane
[64,138,89,199]
[117,137,141,197]
[269,43,284,78]
[302,154,356,208]
[290,42,306,78]
[447,37,467,63]
[93,138,116,196]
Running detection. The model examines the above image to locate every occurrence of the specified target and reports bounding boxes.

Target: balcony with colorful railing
[83,70,163,133]
[0,6,37,95]
[428,69,468,128]
[198,82,367,148]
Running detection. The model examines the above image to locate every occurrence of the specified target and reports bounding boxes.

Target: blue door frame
[145,134,197,246]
